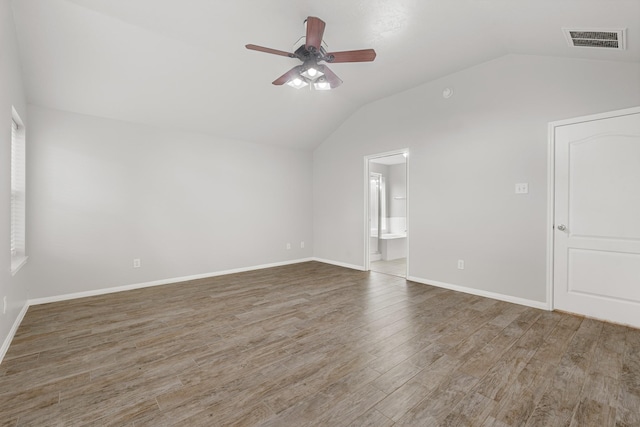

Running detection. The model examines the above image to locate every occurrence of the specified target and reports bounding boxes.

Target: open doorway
[365,150,408,278]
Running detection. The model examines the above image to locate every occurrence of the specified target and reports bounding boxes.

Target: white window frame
[11,107,27,275]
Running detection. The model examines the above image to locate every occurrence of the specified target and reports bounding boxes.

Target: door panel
[569,136,640,239]
[553,110,640,327]
[568,248,640,303]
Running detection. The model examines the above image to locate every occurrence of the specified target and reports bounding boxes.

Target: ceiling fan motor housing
[293,45,331,63]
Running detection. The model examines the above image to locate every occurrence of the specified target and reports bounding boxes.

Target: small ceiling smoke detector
[562,28,626,50]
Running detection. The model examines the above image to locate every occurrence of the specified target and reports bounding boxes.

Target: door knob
[557,224,566,231]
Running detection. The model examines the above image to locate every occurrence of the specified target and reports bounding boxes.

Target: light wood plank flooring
[1,262,639,426]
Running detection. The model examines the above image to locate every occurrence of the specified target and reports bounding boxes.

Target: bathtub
[379,232,406,240]
[379,232,406,260]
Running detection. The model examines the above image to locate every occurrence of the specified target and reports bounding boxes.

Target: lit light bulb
[286,76,309,89]
[301,66,324,81]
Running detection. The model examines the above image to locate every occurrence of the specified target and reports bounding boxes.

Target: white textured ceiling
[11,0,640,149]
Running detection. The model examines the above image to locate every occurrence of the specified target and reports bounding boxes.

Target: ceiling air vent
[563,28,626,50]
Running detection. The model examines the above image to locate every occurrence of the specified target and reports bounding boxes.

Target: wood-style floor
[1,262,639,426]
[370,258,407,278]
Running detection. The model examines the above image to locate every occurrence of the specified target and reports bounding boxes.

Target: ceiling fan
[246,16,376,90]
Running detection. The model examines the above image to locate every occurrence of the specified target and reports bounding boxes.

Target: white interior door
[553,109,640,328]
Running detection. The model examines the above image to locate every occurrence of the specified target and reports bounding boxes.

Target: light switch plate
[515,183,529,194]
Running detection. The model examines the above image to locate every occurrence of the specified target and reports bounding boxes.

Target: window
[11,108,26,274]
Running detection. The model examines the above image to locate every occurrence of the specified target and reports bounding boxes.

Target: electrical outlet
[3,296,6,314]
[286,243,291,250]
[133,258,141,268]
[300,241,305,249]
[457,260,465,270]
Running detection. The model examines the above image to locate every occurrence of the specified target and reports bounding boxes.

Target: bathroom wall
[370,161,407,232]
[388,163,407,233]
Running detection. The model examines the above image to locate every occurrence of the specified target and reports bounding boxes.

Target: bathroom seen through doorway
[367,151,407,278]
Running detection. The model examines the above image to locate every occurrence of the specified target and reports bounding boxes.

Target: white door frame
[364,149,409,275]
[546,105,640,312]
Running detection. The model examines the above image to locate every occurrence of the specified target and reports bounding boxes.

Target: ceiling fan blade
[272,66,301,85]
[305,16,326,52]
[246,44,295,58]
[322,66,343,89]
[326,49,377,63]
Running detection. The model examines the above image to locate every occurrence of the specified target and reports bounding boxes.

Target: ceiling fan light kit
[246,16,376,90]
[300,63,324,80]
[286,75,308,89]
[313,78,331,91]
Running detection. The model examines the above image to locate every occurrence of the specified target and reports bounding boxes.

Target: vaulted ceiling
[11,0,640,149]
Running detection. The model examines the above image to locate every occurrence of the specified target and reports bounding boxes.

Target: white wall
[0,0,30,356]
[26,106,313,299]
[313,54,640,304]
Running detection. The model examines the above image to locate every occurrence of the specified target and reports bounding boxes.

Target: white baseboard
[0,301,29,364]
[312,258,366,272]
[29,258,315,306]
[407,276,550,311]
